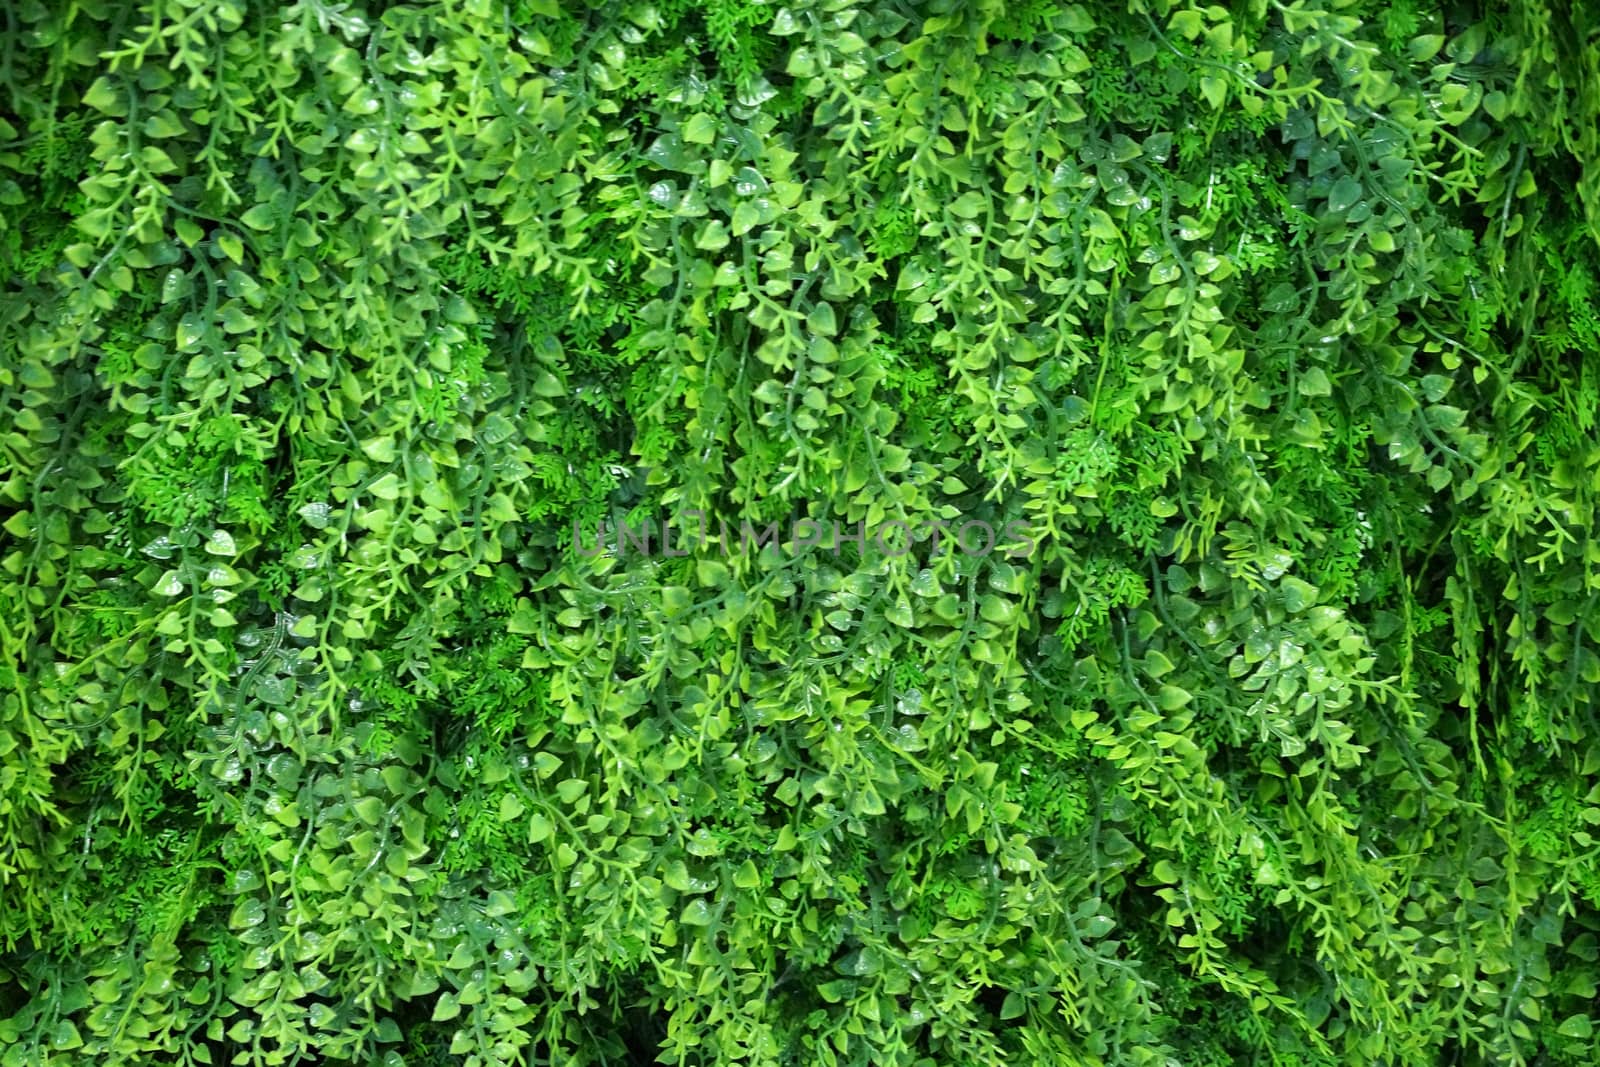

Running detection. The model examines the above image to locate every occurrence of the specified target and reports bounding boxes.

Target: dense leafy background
[3,0,1600,1064]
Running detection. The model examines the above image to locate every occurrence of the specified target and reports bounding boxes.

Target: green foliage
[3,1,1600,1065]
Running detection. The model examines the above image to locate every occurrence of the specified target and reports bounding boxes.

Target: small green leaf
[369,473,402,500]
[362,437,397,463]
[696,559,729,586]
[432,993,461,1022]
[682,113,717,144]
[205,529,237,556]
[353,797,385,825]
[1326,177,1362,215]
[81,77,119,112]
[979,596,1015,625]
[54,1021,83,1050]
[1155,685,1191,710]
[241,204,277,231]
[532,370,566,397]
[696,219,730,250]
[806,302,837,336]
[1280,576,1319,613]
[217,231,245,264]
[662,586,692,616]
[1298,367,1333,397]
[1408,35,1445,62]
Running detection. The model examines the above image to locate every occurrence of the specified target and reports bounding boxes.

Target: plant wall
[3,0,1600,1064]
